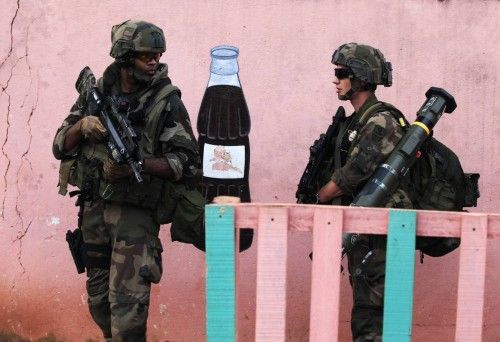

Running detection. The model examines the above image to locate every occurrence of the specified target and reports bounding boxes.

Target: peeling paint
[80,293,87,306]
[46,216,60,226]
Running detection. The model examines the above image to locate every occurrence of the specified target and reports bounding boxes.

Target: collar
[101,62,170,95]
[356,93,379,117]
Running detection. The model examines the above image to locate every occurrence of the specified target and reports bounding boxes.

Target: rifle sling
[332,119,350,205]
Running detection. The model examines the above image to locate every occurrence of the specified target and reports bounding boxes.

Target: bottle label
[203,143,245,179]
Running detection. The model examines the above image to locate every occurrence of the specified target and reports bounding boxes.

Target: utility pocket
[139,235,164,284]
[170,187,205,247]
[58,158,77,195]
[419,179,456,211]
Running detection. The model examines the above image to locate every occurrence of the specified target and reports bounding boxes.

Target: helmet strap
[338,77,364,101]
[338,88,355,101]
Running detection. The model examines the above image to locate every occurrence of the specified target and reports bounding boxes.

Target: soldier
[316,43,413,341]
[53,20,200,341]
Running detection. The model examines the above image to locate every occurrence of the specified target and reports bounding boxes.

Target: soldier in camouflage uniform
[316,43,413,341]
[52,20,200,341]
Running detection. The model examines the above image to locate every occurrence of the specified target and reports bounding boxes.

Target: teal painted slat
[383,210,417,342]
[205,205,236,342]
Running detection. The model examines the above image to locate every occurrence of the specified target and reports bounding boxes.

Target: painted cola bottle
[197,45,253,250]
[198,45,251,202]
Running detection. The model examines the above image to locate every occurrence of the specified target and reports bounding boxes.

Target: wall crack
[1,93,12,219]
[0,0,20,70]
[1,0,21,219]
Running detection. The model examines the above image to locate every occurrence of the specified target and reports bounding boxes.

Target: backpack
[410,137,480,257]
[360,102,480,257]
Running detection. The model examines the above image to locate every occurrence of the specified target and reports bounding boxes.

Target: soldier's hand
[80,116,107,142]
[103,159,132,183]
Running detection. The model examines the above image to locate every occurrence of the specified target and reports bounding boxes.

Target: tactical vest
[325,100,404,204]
[59,78,180,211]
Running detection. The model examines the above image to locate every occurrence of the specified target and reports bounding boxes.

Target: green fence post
[383,209,417,342]
[205,205,236,342]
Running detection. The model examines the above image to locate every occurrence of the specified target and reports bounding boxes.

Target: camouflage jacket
[52,62,201,208]
[331,94,412,208]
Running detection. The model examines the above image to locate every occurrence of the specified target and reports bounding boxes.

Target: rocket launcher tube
[351,87,456,208]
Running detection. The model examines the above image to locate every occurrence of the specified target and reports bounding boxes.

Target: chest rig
[69,74,180,209]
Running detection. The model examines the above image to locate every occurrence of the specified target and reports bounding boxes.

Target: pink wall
[1,0,499,340]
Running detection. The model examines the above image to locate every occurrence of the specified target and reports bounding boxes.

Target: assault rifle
[75,66,144,183]
[296,106,346,203]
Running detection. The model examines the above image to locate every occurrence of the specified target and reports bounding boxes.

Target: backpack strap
[357,102,385,126]
[151,82,180,105]
[339,101,408,157]
[147,83,181,148]
[358,101,409,128]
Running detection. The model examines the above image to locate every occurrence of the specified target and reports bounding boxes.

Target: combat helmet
[110,19,166,63]
[332,43,392,87]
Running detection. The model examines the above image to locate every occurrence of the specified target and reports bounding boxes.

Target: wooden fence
[205,204,500,341]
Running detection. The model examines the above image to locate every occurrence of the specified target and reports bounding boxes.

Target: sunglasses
[334,68,353,80]
[136,52,162,63]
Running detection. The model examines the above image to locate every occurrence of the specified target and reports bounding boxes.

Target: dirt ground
[0,332,97,342]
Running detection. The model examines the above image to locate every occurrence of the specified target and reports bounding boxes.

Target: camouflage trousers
[82,200,164,342]
[347,234,386,342]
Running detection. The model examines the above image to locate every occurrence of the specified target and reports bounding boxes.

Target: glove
[80,116,107,142]
[103,159,132,183]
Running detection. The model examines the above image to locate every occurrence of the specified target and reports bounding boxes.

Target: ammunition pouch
[99,174,164,210]
[58,158,78,196]
[70,152,165,210]
[71,154,104,200]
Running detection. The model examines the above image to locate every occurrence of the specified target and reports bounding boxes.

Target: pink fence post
[227,205,500,341]
[309,207,343,341]
[255,207,289,341]
[455,214,488,341]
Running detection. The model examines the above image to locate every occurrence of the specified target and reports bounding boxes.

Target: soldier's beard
[127,66,154,84]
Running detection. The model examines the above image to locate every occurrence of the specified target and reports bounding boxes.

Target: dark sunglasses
[136,52,162,63]
[334,67,353,80]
